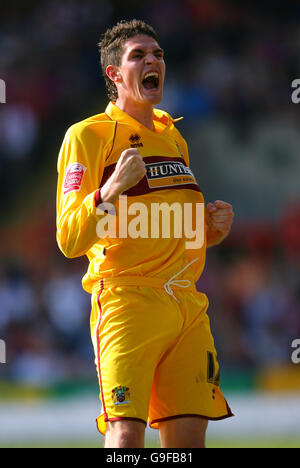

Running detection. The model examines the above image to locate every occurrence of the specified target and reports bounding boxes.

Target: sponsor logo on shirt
[146,161,197,189]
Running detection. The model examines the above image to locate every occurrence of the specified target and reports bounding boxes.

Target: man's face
[111,34,166,106]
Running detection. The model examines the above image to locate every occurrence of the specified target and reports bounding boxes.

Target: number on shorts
[207,351,221,386]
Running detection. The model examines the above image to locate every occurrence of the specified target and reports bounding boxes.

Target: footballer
[56,19,234,448]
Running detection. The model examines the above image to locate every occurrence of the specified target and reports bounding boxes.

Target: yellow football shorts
[90,276,233,435]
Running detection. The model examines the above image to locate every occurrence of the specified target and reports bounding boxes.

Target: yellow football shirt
[56,102,207,294]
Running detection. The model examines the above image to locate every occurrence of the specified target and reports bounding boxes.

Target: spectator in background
[0,104,38,160]
[42,264,90,341]
[0,266,37,336]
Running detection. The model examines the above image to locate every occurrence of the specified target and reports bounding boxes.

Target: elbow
[56,232,80,259]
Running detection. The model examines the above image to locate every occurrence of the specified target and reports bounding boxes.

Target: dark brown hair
[98,19,158,101]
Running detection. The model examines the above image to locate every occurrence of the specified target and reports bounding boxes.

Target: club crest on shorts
[112,386,130,405]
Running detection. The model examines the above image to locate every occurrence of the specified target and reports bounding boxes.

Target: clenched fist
[113,148,146,193]
[206,200,234,247]
[100,148,146,205]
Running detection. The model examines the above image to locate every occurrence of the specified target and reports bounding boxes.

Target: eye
[154,50,164,59]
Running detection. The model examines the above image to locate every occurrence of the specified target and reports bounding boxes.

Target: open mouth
[142,72,159,90]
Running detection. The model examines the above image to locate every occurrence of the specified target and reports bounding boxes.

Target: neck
[115,98,155,131]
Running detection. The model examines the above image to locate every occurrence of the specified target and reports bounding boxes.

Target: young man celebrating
[56,20,234,448]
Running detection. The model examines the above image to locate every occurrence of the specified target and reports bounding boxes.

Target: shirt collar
[105,102,183,131]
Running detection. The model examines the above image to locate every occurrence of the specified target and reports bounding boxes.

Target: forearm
[99,175,123,206]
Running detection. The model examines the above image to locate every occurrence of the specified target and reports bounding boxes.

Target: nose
[145,53,157,64]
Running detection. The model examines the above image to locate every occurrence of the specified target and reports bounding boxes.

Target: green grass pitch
[1,438,300,448]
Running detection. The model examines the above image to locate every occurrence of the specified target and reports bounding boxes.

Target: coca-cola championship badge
[63,163,87,195]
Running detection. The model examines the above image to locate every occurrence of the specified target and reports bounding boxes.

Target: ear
[106,65,122,84]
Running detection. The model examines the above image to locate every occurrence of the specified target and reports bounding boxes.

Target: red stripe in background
[96,279,107,421]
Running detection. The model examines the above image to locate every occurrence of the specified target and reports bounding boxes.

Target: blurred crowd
[1,0,300,385]
[0,257,95,385]
[198,227,300,371]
